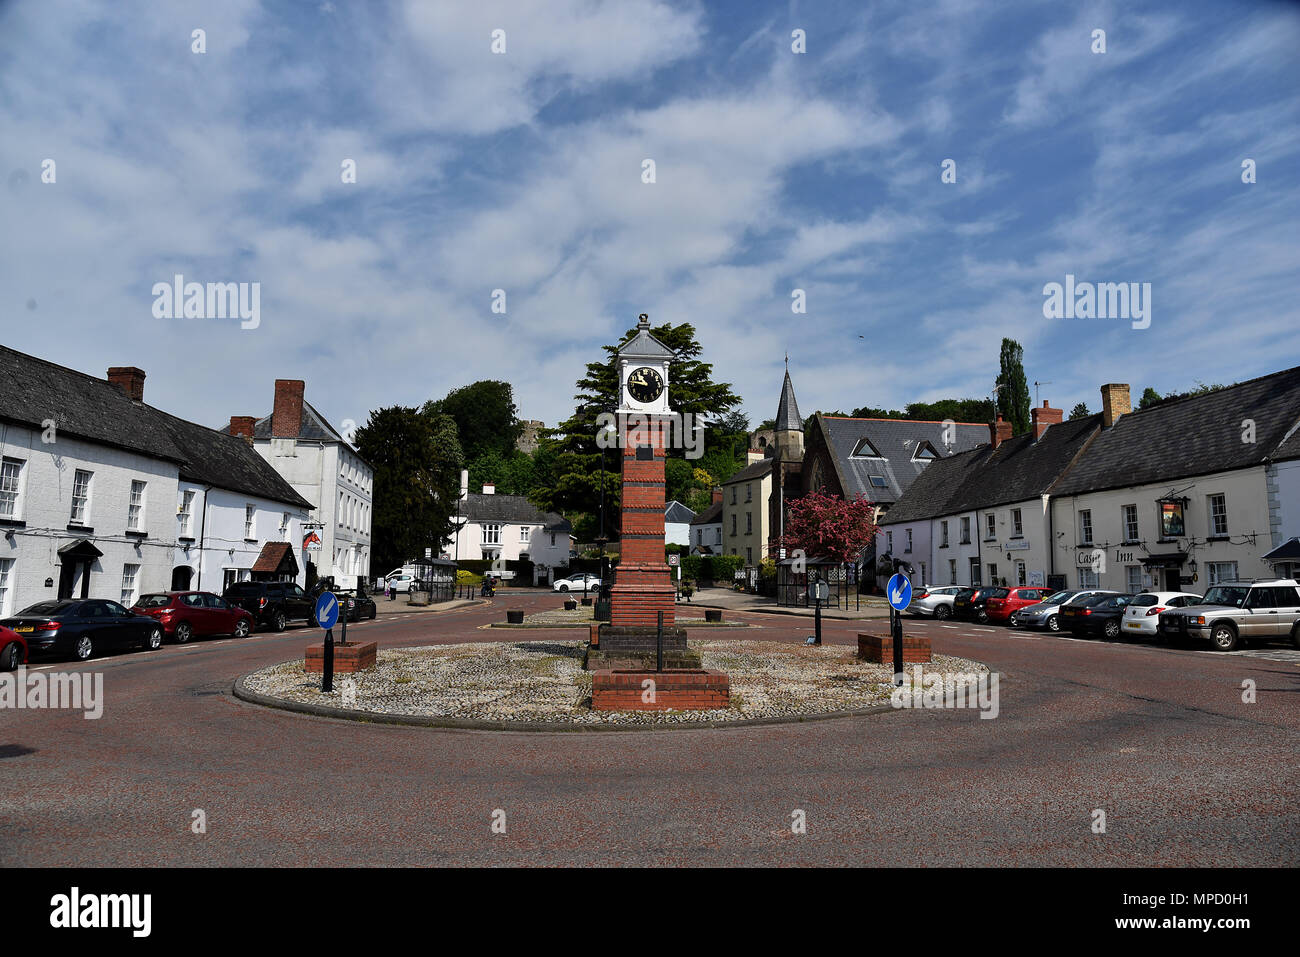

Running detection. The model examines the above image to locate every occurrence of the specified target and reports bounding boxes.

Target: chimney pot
[712,487,723,504]
[1031,402,1063,441]
[229,415,257,445]
[1100,383,1131,428]
[106,367,146,402]
[272,379,305,438]
[988,416,1013,450]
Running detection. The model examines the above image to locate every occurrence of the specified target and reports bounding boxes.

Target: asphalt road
[2,594,1297,866]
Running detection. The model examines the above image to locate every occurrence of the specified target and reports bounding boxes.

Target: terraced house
[0,347,315,616]
[881,369,1300,593]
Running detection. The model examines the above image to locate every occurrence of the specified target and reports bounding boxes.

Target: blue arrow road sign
[314,591,340,630]
[887,573,912,611]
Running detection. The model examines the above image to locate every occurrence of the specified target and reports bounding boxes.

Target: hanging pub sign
[303,530,323,551]
[1159,501,1186,538]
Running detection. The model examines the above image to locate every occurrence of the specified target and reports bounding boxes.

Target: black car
[222,580,315,631]
[953,586,1003,624]
[1062,593,1136,639]
[0,599,163,661]
[309,579,377,623]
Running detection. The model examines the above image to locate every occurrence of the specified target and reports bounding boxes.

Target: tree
[778,489,880,566]
[541,320,742,524]
[997,338,1031,435]
[355,406,463,573]
[1138,387,1161,409]
[423,380,521,462]
[1069,402,1090,420]
[850,398,994,422]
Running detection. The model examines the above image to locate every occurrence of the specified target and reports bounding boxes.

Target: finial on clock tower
[637,312,649,330]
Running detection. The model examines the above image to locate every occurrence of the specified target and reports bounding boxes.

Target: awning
[1140,552,1187,566]
[57,539,103,560]
[251,542,300,577]
[1262,537,1300,563]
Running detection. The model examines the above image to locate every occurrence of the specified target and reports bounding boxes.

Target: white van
[384,566,423,595]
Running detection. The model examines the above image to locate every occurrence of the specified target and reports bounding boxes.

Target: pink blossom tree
[779,490,880,565]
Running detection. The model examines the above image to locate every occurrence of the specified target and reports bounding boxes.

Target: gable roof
[665,500,696,524]
[463,493,570,530]
[815,414,988,505]
[0,344,186,464]
[251,541,299,576]
[615,316,675,359]
[882,414,1103,525]
[691,501,723,525]
[151,408,314,510]
[239,401,351,445]
[721,458,773,485]
[1052,366,1300,496]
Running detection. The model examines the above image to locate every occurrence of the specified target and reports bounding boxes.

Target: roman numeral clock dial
[627,366,664,403]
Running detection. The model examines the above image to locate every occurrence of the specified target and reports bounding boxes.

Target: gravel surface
[241,639,988,725]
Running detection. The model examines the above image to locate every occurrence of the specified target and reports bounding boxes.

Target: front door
[171,566,193,590]
[1164,568,1181,591]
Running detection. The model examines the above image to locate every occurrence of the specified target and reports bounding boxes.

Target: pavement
[688,586,892,620]
[2,591,1297,866]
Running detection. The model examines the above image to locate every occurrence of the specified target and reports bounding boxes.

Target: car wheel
[75,635,93,661]
[1211,623,1238,652]
[175,622,192,644]
[1,643,21,671]
[976,610,989,624]
[1046,615,1060,632]
[234,619,251,639]
[369,605,377,620]
[145,628,163,651]
[1291,624,1300,649]
[1103,620,1120,640]
[934,604,951,620]
[272,612,287,632]
[559,584,569,592]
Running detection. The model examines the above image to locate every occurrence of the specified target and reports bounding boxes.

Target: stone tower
[773,362,804,463]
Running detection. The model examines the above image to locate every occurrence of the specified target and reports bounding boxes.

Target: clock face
[626,366,664,403]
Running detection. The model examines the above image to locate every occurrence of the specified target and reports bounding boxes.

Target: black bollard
[814,596,822,645]
[340,601,348,647]
[323,627,335,693]
[892,608,904,686]
[656,610,664,673]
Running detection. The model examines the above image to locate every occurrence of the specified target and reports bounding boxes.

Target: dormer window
[912,441,938,463]
[850,438,883,458]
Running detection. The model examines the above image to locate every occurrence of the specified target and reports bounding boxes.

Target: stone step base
[305,640,378,673]
[592,668,730,711]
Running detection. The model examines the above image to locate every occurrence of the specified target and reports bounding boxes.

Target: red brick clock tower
[590,314,697,669]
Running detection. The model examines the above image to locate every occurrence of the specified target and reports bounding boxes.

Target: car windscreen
[225,583,260,595]
[1201,586,1247,607]
[136,594,173,608]
[16,601,75,616]
[1043,591,1073,604]
[1132,595,1159,606]
[989,588,1010,598]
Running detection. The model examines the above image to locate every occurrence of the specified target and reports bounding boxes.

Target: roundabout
[234,638,990,729]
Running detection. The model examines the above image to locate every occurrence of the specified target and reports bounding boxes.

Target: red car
[132,591,254,643]
[1,625,27,670]
[984,586,1051,624]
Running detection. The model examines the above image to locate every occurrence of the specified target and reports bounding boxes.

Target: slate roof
[722,458,773,485]
[664,500,696,524]
[775,370,803,432]
[463,493,570,530]
[0,344,186,464]
[241,401,347,444]
[1263,537,1300,562]
[1052,366,1300,496]
[690,501,723,525]
[615,317,675,359]
[151,408,314,510]
[816,414,988,505]
[882,414,1103,525]
[251,542,299,575]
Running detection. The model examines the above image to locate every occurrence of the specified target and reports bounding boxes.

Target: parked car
[1011,590,1117,631]
[1157,579,1300,651]
[905,585,964,619]
[1,625,27,670]
[0,599,163,661]
[554,574,601,593]
[953,586,1001,623]
[132,591,255,643]
[342,590,377,622]
[384,572,420,596]
[222,580,315,632]
[1062,593,1137,639]
[1120,591,1201,639]
[984,586,1051,624]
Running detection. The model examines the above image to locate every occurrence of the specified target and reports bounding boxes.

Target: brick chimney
[989,415,1013,450]
[1100,383,1131,428]
[1031,401,1063,441]
[106,367,146,402]
[271,379,305,438]
[747,448,765,464]
[229,415,256,445]
[712,486,723,504]
[482,483,495,495]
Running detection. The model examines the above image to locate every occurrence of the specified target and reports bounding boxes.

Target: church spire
[775,366,802,433]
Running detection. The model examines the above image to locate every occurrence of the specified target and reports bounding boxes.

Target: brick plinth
[857,633,931,664]
[591,669,730,711]
[305,640,378,673]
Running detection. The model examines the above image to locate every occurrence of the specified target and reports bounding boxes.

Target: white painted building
[447,483,571,583]
[689,497,723,554]
[227,379,372,588]
[665,500,695,547]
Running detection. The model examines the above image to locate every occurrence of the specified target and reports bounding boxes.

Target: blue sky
[1,0,1297,435]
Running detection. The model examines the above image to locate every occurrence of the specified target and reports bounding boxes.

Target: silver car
[1157,579,1300,651]
[1010,589,1117,632]
[906,585,964,619]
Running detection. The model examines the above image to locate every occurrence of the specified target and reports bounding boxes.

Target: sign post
[808,578,829,644]
[314,590,340,693]
[886,572,912,686]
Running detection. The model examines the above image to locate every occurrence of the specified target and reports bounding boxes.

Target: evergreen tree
[997,338,1032,435]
